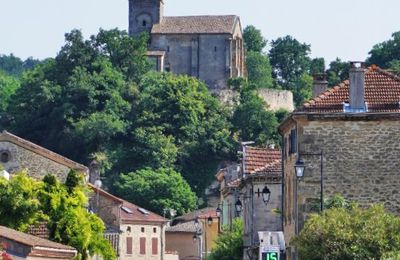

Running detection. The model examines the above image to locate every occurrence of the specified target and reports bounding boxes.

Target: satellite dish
[1,170,10,181]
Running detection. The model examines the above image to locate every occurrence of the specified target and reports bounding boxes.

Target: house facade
[216,146,284,260]
[279,63,400,258]
[89,185,168,260]
[128,0,246,100]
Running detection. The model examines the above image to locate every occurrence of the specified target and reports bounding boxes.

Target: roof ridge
[374,66,400,82]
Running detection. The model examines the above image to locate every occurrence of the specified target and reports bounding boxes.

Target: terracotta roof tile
[120,200,167,224]
[300,67,400,113]
[0,226,76,251]
[152,15,238,34]
[166,221,197,233]
[175,208,218,222]
[244,147,281,175]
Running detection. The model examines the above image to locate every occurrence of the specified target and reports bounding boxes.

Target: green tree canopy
[243,25,267,53]
[293,198,400,260]
[0,71,20,113]
[246,51,273,88]
[0,172,115,260]
[207,218,243,260]
[0,54,40,77]
[326,58,349,87]
[114,167,197,216]
[367,31,400,68]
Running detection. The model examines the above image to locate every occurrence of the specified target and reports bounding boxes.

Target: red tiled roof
[120,200,167,224]
[0,226,76,251]
[175,208,218,222]
[244,147,281,175]
[152,15,238,34]
[300,67,400,113]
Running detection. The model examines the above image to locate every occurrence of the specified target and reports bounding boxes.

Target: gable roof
[175,208,218,222]
[0,131,88,172]
[244,147,281,175]
[299,67,400,113]
[0,225,76,252]
[87,184,167,224]
[165,220,197,233]
[151,15,239,34]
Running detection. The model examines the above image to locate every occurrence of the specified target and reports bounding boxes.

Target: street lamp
[235,199,243,216]
[207,216,213,226]
[261,185,271,205]
[216,204,222,217]
[294,158,305,178]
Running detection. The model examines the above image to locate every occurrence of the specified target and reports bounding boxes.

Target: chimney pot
[312,73,328,98]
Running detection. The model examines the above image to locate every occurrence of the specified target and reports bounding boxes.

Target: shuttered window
[126,237,133,254]
[152,238,158,255]
[140,237,146,255]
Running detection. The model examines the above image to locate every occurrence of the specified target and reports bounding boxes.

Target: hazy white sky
[1,0,399,65]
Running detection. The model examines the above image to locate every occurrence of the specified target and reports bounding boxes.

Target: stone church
[128,0,246,99]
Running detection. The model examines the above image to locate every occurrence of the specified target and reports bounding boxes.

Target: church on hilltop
[128,0,246,100]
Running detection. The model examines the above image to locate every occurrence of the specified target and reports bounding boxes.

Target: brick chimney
[349,62,366,110]
[312,74,328,98]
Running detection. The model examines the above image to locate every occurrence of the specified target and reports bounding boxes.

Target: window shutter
[126,237,132,254]
[152,238,158,255]
[140,237,146,255]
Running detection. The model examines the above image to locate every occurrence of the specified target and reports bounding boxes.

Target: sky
[1,0,399,65]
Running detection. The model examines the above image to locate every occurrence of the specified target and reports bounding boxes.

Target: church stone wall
[0,141,71,182]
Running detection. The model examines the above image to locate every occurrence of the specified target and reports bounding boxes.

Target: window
[142,20,147,27]
[0,151,10,163]
[289,129,297,154]
[152,238,158,255]
[126,237,133,254]
[141,227,145,233]
[214,46,217,52]
[153,227,157,233]
[140,237,146,255]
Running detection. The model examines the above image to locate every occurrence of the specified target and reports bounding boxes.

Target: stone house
[166,208,219,260]
[279,63,400,259]
[216,146,283,260]
[88,184,168,260]
[128,0,246,100]
[0,131,88,182]
[0,225,77,260]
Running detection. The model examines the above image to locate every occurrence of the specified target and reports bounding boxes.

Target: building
[216,146,284,260]
[89,184,168,260]
[0,131,88,182]
[166,208,219,260]
[0,225,77,260]
[279,62,400,258]
[128,0,246,100]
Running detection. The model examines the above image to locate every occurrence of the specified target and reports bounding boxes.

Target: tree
[114,168,197,216]
[292,198,400,260]
[232,83,278,145]
[207,218,243,260]
[326,58,349,87]
[367,31,400,68]
[0,172,115,260]
[268,35,312,105]
[0,71,20,113]
[0,54,40,77]
[246,51,273,88]
[310,57,325,75]
[243,25,267,53]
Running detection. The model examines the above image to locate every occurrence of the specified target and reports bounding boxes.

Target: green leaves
[293,197,400,260]
[114,168,197,216]
[0,172,115,260]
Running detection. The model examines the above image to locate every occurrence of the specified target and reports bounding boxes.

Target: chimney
[349,62,366,110]
[312,74,328,98]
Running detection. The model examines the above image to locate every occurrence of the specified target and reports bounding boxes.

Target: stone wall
[257,89,294,112]
[0,141,71,182]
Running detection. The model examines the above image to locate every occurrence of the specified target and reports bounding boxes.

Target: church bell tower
[128,0,164,36]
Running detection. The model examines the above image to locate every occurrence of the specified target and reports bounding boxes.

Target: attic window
[0,151,10,163]
[138,208,150,215]
[122,206,133,214]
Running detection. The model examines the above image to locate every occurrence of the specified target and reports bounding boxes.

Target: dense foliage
[114,168,197,216]
[0,54,40,77]
[0,172,115,260]
[0,71,19,113]
[367,31,400,70]
[293,197,400,260]
[243,25,267,53]
[206,218,244,260]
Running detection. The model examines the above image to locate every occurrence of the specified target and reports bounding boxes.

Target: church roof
[151,15,239,34]
[299,66,400,113]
